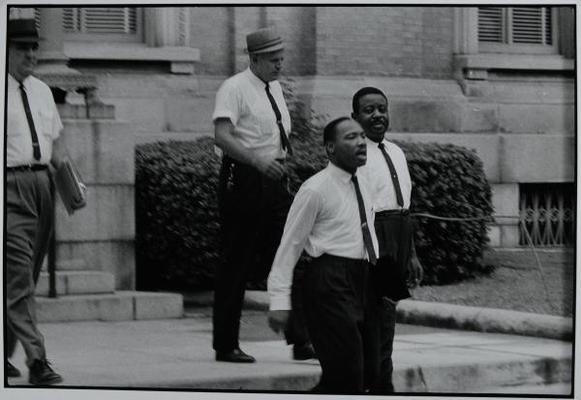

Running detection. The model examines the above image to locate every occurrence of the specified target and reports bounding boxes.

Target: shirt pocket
[37,109,55,138]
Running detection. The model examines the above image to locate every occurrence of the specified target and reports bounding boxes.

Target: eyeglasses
[12,43,39,51]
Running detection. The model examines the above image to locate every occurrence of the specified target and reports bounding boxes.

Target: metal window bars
[519,183,575,247]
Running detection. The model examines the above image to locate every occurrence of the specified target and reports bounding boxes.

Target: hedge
[135,139,221,290]
[136,137,494,290]
[135,81,494,289]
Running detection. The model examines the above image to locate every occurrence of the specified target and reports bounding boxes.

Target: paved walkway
[5,308,573,396]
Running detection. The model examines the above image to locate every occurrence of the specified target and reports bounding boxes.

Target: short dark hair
[323,116,352,144]
[352,86,388,114]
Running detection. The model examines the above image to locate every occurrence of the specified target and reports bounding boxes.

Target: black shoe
[6,361,21,378]
[28,359,63,385]
[293,343,317,360]
[215,348,256,363]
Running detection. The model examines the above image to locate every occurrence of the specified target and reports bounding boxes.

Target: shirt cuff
[269,295,292,311]
[212,111,235,124]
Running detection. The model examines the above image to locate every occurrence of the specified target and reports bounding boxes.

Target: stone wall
[55,105,135,290]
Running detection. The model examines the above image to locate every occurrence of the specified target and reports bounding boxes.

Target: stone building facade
[6,5,576,292]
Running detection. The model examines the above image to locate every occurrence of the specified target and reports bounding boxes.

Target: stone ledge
[64,42,200,63]
[455,54,574,72]
[36,291,184,322]
[35,270,116,296]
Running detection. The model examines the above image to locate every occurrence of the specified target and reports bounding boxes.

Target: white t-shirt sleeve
[212,79,240,125]
[50,91,63,139]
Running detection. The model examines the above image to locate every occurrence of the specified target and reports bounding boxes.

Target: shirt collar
[328,161,356,185]
[245,67,271,88]
[8,73,31,89]
[366,136,394,152]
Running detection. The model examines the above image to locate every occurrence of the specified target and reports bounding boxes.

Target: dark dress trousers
[303,254,380,394]
[213,156,308,351]
[365,209,413,393]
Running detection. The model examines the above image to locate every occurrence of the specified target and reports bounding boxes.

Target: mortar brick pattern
[315,6,453,77]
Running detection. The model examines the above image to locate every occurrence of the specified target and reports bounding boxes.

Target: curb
[396,300,573,341]
[182,290,573,341]
[145,356,572,393]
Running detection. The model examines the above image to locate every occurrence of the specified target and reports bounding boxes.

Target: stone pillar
[453,7,488,96]
[144,7,194,74]
[35,8,99,106]
[453,7,479,55]
[490,184,520,248]
[55,111,136,290]
[36,8,68,73]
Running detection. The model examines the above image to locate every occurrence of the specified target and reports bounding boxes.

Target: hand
[254,156,286,181]
[268,310,290,334]
[406,256,424,289]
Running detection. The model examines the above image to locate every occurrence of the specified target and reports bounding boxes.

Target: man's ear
[325,142,335,156]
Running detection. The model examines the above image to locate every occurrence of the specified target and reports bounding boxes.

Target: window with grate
[478,6,557,54]
[519,183,575,247]
[62,7,142,42]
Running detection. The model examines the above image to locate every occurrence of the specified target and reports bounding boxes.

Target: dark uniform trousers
[303,254,385,394]
[5,169,54,366]
[367,209,413,393]
[213,156,309,351]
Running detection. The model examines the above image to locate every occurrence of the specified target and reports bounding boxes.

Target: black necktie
[351,175,377,265]
[378,142,403,207]
[265,83,293,156]
[19,83,41,161]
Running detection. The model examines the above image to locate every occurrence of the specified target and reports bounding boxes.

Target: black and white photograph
[1,1,576,400]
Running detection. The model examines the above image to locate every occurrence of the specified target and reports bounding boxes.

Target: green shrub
[136,80,494,289]
[399,141,494,284]
[135,138,221,290]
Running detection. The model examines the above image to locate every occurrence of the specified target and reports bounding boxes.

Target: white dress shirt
[268,162,379,311]
[358,137,412,211]
[6,74,62,167]
[212,67,291,160]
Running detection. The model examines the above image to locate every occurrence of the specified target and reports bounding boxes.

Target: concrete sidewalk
[5,308,573,395]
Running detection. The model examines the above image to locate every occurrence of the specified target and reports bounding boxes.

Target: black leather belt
[7,164,48,173]
[376,209,410,217]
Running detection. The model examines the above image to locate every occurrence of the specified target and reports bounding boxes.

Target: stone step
[36,291,183,323]
[36,270,115,296]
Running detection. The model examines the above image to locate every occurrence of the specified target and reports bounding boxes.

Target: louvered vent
[478,7,504,42]
[478,6,553,46]
[513,8,544,44]
[545,8,553,45]
[34,8,41,30]
[62,7,137,34]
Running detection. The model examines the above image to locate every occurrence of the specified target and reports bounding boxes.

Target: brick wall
[265,6,317,75]
[421,7,455,78]
[315,6,454,78]
[188,6,453,78]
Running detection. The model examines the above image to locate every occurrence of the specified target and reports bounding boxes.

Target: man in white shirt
[211,26,312,363]
[5,19,64,385]
[353,86,423,393]
[268,117,380,393]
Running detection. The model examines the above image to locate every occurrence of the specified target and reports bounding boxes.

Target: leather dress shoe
[6,361,21,378]
[215,348,256,363]
[293,343,317,360]
[28,359,63,385]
